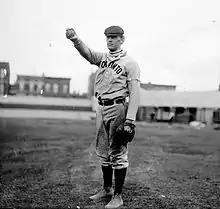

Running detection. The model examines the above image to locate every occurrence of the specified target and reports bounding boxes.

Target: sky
[0,0,220,93]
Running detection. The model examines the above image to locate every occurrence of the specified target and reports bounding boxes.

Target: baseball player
[66,26,140,209]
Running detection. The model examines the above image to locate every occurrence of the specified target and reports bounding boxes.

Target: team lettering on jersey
[95,59,124,94]
[100,60,123,74]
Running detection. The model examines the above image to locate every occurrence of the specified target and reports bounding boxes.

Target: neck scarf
[107,49,126,62]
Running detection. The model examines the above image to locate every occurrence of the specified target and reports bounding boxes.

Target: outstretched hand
[66,28,78,41]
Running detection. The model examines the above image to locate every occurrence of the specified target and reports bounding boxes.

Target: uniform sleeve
[125,59,141,121]
[73,39,104,66]
[126,59,141,82]
[126,80,140,121]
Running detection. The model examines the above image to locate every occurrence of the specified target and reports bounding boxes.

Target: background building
[140,82,176,91]
[136,82,176,121]
[137,89,220,125]
[0,62,10,96]
[88,71,96,98]
[43,76,70,97]
[15,74,71,97]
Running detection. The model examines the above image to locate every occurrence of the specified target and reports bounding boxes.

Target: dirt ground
[0,118,220,209]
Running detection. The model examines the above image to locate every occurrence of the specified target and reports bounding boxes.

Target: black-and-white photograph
[0,0,220,208]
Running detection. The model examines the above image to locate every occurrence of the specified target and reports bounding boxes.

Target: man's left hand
[116,119,136,143]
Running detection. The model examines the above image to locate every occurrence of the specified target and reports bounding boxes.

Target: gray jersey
[74,40,140,100]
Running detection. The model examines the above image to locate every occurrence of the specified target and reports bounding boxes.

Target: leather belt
[98,97,125,106]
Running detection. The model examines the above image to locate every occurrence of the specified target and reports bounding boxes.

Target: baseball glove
[115,120,136,145]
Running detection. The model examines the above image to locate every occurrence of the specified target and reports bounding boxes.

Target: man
[66,26,140,208]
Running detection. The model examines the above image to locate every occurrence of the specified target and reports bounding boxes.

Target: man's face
[106,35,124,52]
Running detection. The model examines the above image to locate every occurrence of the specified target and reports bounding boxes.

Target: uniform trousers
[95,101,129,169]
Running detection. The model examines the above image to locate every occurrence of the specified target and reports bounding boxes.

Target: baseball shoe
[105,194,123,208]
[89,187,114,200]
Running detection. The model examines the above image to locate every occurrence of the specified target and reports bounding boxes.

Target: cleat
[105,194,123,208]
[89,187,114,200]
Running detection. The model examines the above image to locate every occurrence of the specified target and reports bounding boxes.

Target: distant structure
[137,82,176,121]
[15,74,71,97]
[0,62,10,96]
[141,82,176,91]
[88,71,96,98]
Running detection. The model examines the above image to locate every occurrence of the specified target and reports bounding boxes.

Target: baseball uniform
[73,40,140,169]
[67,26,140,208]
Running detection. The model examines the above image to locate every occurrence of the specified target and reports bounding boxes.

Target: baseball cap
[104,26,124,36]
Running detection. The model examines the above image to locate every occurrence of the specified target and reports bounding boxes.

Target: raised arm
[66,28,103,66]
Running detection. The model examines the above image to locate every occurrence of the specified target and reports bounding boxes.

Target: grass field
[0,118,220,209]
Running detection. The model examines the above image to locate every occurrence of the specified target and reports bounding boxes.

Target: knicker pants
[95,102,128,169]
